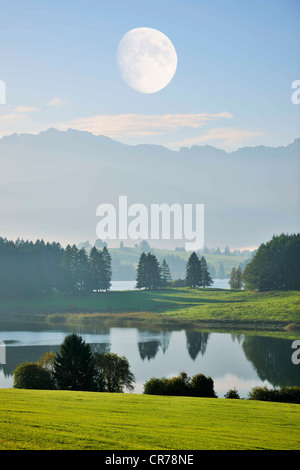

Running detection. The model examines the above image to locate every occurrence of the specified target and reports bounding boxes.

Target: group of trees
[136,251,214,290]
[54,244,112,293]
[136,253,172,289]
[13,333,135,393]
[185,252,213,288]
[228,233,300,291]
[242,233,300,291]
[144,371,217,398]
[2,233,298,297]
[0,237,112,297]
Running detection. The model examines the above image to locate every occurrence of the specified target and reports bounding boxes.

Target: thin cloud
[169,127,264,150]
[56,112,233,137]
[46,97,68,109]
[0,105,41,137]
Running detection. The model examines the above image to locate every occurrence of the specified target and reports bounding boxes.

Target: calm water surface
[0,325,298,398]
[1,280,298,397]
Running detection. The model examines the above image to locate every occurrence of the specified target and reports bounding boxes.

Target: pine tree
[136,252,162,289]
[100,246,112,291]
[89,246,102,292]
[77,247,89,292]
[53,333,96,391]
[146,253,162,289]
[201,256,213,287]
[136,252,147,289]
[61,244,77,292]
[185,252,202,288]
[160,259,172,288]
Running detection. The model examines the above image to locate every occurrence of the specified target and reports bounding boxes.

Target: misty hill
[0,128,299,248]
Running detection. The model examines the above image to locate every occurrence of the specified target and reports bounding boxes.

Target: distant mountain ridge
[2,127,299,154]
[0,128,299,248]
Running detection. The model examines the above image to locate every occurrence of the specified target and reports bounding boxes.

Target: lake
[110,279,231,291]
[1,322,299,398]
[1,280,298,397]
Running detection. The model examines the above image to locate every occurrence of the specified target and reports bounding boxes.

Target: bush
[165,372,191,396]
[94,352,135,393]
[143,377,168,395]
[168,279,186,287]
[190,373,217,398]
[144,372,217,398]
[224,388,240,399]
[13,362,54,390]
[248,386,300,404]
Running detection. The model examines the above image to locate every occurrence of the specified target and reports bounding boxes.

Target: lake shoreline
[0,287,299,339]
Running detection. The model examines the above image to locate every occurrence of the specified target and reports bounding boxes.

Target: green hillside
[108,245,251,280]
[0,389,299,450]
[1,288,299,336]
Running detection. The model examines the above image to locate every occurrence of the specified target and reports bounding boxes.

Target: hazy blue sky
[1,0,299,150]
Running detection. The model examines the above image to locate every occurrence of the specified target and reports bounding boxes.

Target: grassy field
[0,389,299,450]
[1,288,299,336]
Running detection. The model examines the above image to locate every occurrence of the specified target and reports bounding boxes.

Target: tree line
[13,333,300,403]
[0,237,112,297]
[1,233,298,296]
[135,251,213,289]
[13,333,134,393]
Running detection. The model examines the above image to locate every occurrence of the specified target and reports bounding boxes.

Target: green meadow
[1,288,299,337]
[0,389,299,450]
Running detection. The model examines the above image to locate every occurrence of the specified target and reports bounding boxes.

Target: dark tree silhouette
[53,333,96,391]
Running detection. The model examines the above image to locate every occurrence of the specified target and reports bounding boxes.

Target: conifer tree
[53,333,96,391]
[100,246,112,291]
[201,256,213,287]
[160,259,172,288]
[136,252,147,289]
[185,252,202,288]
[89,246,102,292]
[146,253,162,289]
[77,247,89,292]
[136,252,162,289]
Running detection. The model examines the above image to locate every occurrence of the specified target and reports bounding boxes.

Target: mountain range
[0,128,299,249]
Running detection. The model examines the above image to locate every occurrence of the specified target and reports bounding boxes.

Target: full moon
[117,27,177,94]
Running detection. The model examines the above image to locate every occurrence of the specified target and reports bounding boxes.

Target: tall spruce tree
[201,256,213,287]
[136,252,162,289]
[53,333,96,391]
[61,244,77,292]
[160,259,172,288]
[77,247,89,292]
[185,252,202,288]
[136,252,147,289]
[145,253,161,289]
[89,246,102,291]
[100,246,112,291]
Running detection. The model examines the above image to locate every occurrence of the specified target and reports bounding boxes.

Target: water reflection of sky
[0,327,297,398]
